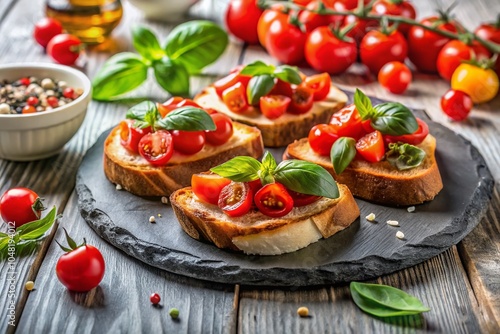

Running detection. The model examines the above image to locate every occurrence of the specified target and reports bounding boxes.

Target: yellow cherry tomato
[451,63,499,104]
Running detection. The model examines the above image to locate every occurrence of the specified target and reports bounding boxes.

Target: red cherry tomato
[218,182,253,217]
[157,97,200,117]
[371,0,416,35]
[33,18,63,48]
[407,16,463,73]
[171,130,206,155]
[343,14,379,45]
[329,104,365,139]
[138,130,174,166]
[384,118,429,146]
[288,189,320,207]
[308,124,340,156]
[437,40,491,81]
[222,82,248,113]
[288,85,314,114]
[205,113,234,146]
[265,13,307,65]
[293,0,315,5]
[475,20,500,76]
[360,29,408,74]
[305,26,357,75]
[259,95,291,120]
[192,173,231,205]
[269,79,294,98]
[299,0,343,33]
[56,243,105,292]
[150,293,161,305]
[213,71,251,98]
[440,89,473,121]
[378,61,412,94]
[0,187,43,228]
[254,183,294,218]
[303,73,331,101]
[46,34,82,66]
[119,120,151,153]
[225,0,264,44]
[356,130,385,163]
[257,4,288,49]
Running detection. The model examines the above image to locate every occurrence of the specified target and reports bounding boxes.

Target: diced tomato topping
[259,95,291,119]
[356,130,385,163]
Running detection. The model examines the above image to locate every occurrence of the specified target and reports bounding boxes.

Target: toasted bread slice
[104,122,264,197]
[170,184,359,255]
[194,86,347,147]
[284,135,443,206]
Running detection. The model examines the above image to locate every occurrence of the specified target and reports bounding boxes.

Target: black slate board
[76,108,493,286]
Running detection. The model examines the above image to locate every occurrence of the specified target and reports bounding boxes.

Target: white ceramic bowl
[127,0,200,21]
[0,63,91,161]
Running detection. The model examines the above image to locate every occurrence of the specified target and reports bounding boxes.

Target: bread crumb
[25,281,35,291]
[115,184,122,190]
[149,216,156,223]
[161,196,169,204]
[407,206,415,213]
[297,306,309,317]
[365,213,376,222]
[396,231,405,239]
[158,213,162,217]
[387,220,399,227]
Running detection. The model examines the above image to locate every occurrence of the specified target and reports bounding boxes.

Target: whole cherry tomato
[343,14,379,45]
[356,130,385,163]
[360,29,408,74]
[171,130,206,155]
[299,1,343,33]
[303,73,331,101]
[56,237,105,292]
[378,61,412,94]
[138,130,174,166]
[46,34,82,65]
[451,63,499,104]
[119,120,151,153]
[437,40,491,81]
[265,13,307,65]
[287,189,320,207]
[305,26,357,75]
[192,173,231,205]
[329,104,365,139]
[371,0,416,35]
[225,0,263,44]
[288,85,314,114]
[205,113,234,146]
[218,182,253,217]
[334,0,370,11]
[257,4,288,48]
[474,19,500,77]
[254,183,294,218]
[384,118,429,145]
[440,89,473,121]
[0,187,44,228]
[222,82,249,113]
[293,0,315,5]
[260,95,291,119]
[33,18,63,48]
[308,124,339,156]
[407,16,463,73]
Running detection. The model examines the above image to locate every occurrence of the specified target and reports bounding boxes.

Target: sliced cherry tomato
[46,34,82,66]
[288,189,320,207]
[329,104,365,139]
[440,89,473,121]
[213,71,251,98]
[192,172,231,205]
[225,0,263,44]
[308,124,339,156]
[384,118,429,146]
[269,79,294,98]
[360,29,408,74]
[138,130,174,166]
[371,0,416,35]
[248,179,263,195]
[356,130,385,163]
[303,73,331,101]
[34,17,63,48]
[288,85,314,114]
[157,97,200,117]
[218,182,253,217]
[171,130,206,155]
[119,120,151,153]
[451,63,499,104]
[222,82,249,113]
[378,61,412,94]
[265,13,307,65]
[205,113,234,146]
[254,183,294,218]
[0,187,44,228]
[437,40,491,81]
[259,95,291,119]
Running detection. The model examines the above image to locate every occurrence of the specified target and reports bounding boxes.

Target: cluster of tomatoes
[308,104,429,161]
[192,173,319,218]
[225,0,500,121]
[34,17,82,65]
[121,98,234,166]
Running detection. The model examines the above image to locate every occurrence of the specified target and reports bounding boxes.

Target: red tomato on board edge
[0,188,45,228]
[359,29,408,74]
[225,0,263,44]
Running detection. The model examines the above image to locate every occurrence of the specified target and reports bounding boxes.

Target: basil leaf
[247,74,275,106]
[350,282,430,317]
[331,137,356,175]
[273,65,302,85]
[259,151,278,185]
[92,53,148,101]
[211,157,262,182]
[274,160,339,198]
[126,101,159,129]
[153,57,190,96]
[17,206,58,241]
[132,26,165,61]
[371,102,418,136]
[158,107,216,131]
[165,20,228,74]
[240,61,275,76]
[261,151,277,171]
[386,143,426,170]
[353,88,374,120]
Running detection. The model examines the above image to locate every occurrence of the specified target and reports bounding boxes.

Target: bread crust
[284,135,443,206]
[104,122,264,197]
[170,184,360,254]
[194,86,347,147]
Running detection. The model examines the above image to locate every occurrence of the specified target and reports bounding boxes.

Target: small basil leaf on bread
[126,101,160,129]
[247,74,275,106]
[240,61,275,76]
[210,157,262,182]
[273,65,302,85]
[386,143,426,170]
[158,106,216,131]
[371,102,418,136]
[331,137,356,175]
[353,88,374,120]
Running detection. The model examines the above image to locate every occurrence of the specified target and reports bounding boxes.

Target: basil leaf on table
[331,137,356,175]
[371,102,419,136]
[247,74,275,106]
[165,20,228,74]
[386,143,426,170]
[240,61,275,76]
[158,107,216,131]
[132,26,165,62]
[273,65,302,85]
[353,88,374,120]
[211,157,262,182]
[153,57,190,97]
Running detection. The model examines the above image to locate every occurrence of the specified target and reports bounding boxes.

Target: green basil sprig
[211,152,339,198]
[331,137,356,175]
[241,61,303,106]
[350,282,430,317]
[386,143,426,170]
[92,22,228,101]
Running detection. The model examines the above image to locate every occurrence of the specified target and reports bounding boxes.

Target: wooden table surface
[1,0,499,333]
